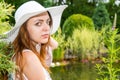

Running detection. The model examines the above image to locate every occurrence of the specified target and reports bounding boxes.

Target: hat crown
[15,1,45,23]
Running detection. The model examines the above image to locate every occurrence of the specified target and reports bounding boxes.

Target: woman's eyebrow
[35,18,51,22]
[34,19,44,22]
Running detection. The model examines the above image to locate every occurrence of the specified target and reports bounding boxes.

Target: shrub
[62,14,94,39]
[115,34,120,57]
[0,1,15,35]
[52,28,68,61]
[67,27,100,60]
[0,42,16,79]
[96,29,120,80]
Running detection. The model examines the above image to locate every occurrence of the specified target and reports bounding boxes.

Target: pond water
[50,62,97,80]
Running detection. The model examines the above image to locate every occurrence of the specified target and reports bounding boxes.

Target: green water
[50,62,97,80]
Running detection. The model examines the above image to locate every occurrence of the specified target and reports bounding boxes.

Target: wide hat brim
[6,1,67,42]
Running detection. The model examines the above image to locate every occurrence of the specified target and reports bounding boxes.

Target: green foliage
[43,0,52,7]
[52,28,68,61]
[60,0,95,27]
[0,1,15,34]
[62,14,94,39]
[92,2,112,30]
[96,29,120,80]
[0,41,16,79]
[115,34,120,56]
[5,0,52,9]
[106,1,120,33]
[67,27,100,60]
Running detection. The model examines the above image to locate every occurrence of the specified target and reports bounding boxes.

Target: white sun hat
[6,1,67,42]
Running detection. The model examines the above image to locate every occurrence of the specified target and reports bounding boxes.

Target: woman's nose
[43,22,50,31]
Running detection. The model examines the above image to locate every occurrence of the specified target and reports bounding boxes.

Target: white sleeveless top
[11,49,52,80]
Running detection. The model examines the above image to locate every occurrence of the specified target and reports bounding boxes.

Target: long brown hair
[12,11,52,80]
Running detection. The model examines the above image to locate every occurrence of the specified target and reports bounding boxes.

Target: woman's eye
[35,22,42,26]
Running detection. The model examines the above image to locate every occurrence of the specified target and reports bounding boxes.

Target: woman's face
[26,12,51,44]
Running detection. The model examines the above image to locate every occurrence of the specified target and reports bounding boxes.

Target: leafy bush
[0,1,15,34]
[67,27,100,60]
[62,14,94,39]
[0,41,16,79]
[115,34,120,57]
[52,28,68,61]
[96,29,120,80]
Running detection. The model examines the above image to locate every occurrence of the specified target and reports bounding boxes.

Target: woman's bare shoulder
[22,49,39,63]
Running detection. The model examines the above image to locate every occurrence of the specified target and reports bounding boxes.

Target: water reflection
[50,62,97,80]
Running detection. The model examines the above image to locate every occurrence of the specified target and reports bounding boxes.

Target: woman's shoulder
[22,49,32,53]
[22,49,38,61]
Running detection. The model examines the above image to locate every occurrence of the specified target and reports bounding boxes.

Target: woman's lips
[41,34,49,38]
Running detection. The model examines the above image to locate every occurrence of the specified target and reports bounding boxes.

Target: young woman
[6,1,67,80]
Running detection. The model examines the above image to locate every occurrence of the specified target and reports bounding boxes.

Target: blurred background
[0,0,120,80]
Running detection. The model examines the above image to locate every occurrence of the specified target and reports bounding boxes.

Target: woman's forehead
[27,11,50,22]
[32,11,49,18]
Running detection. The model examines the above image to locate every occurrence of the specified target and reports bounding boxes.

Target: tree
[92,2,112,30]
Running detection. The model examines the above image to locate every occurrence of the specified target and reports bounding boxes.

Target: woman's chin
[41,39,48,43]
